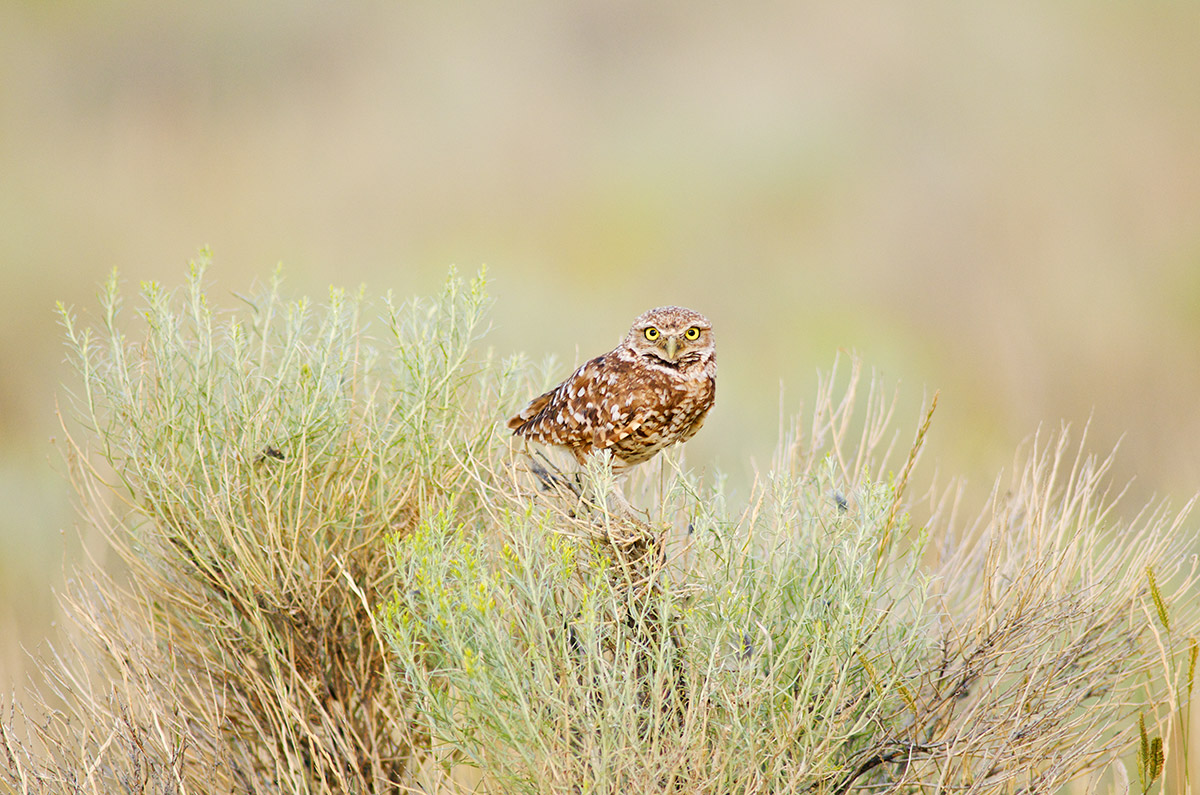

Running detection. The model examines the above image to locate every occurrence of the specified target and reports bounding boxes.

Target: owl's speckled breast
[609,359,715,465]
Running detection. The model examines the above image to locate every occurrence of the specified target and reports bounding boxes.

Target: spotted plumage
[508,306,716,469]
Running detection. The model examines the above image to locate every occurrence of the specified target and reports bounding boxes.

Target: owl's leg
[584,460,643,521]
[604,486,640,519]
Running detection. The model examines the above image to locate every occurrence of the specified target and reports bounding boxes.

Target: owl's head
[625,305,715,366]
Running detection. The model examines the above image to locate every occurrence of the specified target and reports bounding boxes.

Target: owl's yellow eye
[644,327,660,341]
[684,326,701,341]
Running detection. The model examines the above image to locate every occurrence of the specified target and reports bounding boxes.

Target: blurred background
[2,0,1199,701]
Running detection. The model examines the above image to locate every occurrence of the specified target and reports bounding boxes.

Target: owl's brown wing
[507,352,663,460]
[506,390,554,430]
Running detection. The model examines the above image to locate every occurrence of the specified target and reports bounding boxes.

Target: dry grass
[3,262,1198,793]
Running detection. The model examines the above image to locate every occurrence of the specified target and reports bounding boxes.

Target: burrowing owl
[508,306,716,470]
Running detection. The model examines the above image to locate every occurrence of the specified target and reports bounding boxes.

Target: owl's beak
[663,336,679,362]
